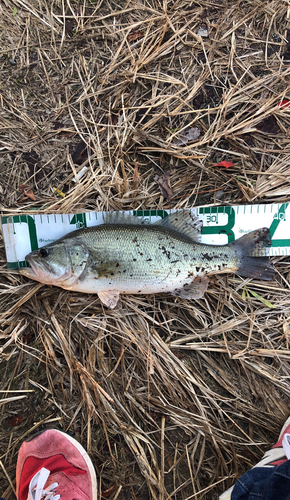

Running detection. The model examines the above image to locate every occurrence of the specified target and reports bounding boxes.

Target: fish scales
[19,211,274,308]
[67,223,238,293]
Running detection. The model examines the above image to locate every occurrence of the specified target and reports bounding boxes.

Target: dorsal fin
[154,211,202,242]
[103,212,146,225]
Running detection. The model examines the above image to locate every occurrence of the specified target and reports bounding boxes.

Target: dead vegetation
[1,0,290,498]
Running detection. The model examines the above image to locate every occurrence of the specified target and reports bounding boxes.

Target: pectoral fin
[98,290,120,308]
[170,276,209,300]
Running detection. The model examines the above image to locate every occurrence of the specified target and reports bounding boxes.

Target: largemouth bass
[20,211,274,308]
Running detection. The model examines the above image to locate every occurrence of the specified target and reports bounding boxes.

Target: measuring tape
[1,203,289,269]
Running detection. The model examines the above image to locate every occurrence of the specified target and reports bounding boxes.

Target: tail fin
[231,228,274,280]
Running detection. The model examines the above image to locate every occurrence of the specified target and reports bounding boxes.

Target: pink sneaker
[16,429,97,500]
[219,416,290,499]
[253,415,290,468]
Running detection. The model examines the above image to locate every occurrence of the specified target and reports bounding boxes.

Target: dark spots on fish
[146,258,152,262]
[202,253,213,261]
[123,269,127,273]
[116,263,119,267]
[130,274,133,277]
[201,267,205,272]
[138,252,144,256]
[138,290,141,293]
[183,254,188,258]
[110,272,114,276]
[132,237,138,243]
[162,246,171,259]
[196,266,200,272]
[133,258,137,261]
[176,269,181,277]
[171,259,179,264]
[218,265,221,270]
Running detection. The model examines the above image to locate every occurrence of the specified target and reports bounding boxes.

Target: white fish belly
[63,269,195,295]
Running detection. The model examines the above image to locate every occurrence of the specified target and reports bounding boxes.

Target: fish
[19,211,274,309]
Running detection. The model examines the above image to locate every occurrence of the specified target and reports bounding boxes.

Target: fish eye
[39,248,49,258]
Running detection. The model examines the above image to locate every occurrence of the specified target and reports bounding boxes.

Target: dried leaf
[102,484,117,497]
[24,189,36,201]
[173,127,200,146]
[19,184,37,201]
[172,350,185,359]
[155,172,173,201]
[8,416,24,427]
[212,161,235,168]
[18,184,29,192]
[128,30,143,42]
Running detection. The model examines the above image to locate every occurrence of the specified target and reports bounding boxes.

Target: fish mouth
[19,255,55,284]
[19,254,74,285]
[19,267,39,279]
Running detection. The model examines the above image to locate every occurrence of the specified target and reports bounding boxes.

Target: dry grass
[1,0,290,498]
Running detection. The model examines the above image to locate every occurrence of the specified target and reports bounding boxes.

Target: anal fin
[170,276,209,300]
[98,290,120,308]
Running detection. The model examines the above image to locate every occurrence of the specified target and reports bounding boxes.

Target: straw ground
[1,0,290,498]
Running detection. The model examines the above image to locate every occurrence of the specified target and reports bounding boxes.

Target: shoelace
[27,467,60,500]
